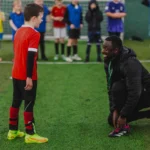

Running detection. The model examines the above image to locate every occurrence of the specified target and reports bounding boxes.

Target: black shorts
[68,29,80,39]
[13,78,37,102]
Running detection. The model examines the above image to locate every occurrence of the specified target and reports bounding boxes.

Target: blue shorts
[88,31,101,43]
[0,33,3,40]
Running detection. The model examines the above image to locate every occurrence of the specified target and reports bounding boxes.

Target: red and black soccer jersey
[12,25,40,80]
[51,5,66,28]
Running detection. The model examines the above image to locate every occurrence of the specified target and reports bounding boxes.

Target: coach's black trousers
[108,80,150,126]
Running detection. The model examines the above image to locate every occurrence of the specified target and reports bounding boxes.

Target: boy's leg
[39,32,48,61]
[85,32,92,62]
[8,79,25,140]
[54,39,59,61]
[72,39,82,61]
[60,38,65,60]
[23,80,48,143]
[60,28,66,56]
[96,33,102,62]
[65,37,73,62]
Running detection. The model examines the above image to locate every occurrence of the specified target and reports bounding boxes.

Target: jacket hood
[88,0,99,11]
[120,46,137,61]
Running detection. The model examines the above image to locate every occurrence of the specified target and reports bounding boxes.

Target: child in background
[105,0,126,37]
[9,0,24,41]
[64,0,83,62]
[0,11,5,49]
[51,0,66,61]
[34,0,50,61]
[85,0,103,62]
[7,3,48,144]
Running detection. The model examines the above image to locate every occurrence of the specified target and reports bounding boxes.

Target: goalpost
[1,0,125,40]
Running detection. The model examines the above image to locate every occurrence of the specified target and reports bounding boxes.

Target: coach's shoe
[7,130,25,140]
[109,124,130,137]
[72,54,82,61]
[65,56,72,62]
[54,55,59,61]
[25,133,48,144]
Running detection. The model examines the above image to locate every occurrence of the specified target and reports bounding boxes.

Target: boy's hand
[117,116,127,128]
[24,77,33,91]
[58,17,63,21]
[54,17,60,21]
[70,24,75,29]
[80,24,83,28]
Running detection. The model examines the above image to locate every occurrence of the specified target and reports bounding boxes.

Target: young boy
[51,0,66,61]
[9,0,24,41]
[64,0,83,62]
[7,3,48,144]
[105,0,126,37]
[0,11,5,49]
[34,0,50,61]
[85,0,103,62]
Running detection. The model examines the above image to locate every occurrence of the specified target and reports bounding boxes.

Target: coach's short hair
[105,36,123,50]
[24,3,43,21]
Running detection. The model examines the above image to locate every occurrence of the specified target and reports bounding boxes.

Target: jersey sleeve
[28,32,40,53]
[105,2,111,13]
[9,12,13,20]
[46,6,51,15]
[120,3,126,13]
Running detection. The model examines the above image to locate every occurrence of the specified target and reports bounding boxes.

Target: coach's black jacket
[85,0,103,32]
[104,47,150,117]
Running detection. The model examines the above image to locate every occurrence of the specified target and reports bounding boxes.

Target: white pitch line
[0,60,150,65]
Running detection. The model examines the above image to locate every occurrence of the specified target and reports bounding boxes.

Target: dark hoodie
[104,47,150,117]
[85,0,103,32]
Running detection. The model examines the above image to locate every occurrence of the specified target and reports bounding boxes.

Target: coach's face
[102,40,118,61]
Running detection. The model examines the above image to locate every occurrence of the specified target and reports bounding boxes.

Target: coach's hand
[25,77,33,91]
[70,24,75,29]
[117,116,127,128]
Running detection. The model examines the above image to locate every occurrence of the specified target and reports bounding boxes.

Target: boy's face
[55,0,62,6]
[34,0,43,6]
[33,12,43,28]
[90,3,96,9]
[72,0,78,5]
[14,2,22,11]
[113,0,119,3]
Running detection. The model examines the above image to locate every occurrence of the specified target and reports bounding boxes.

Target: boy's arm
[0,12,5,21]
[97,10,103,22]
[80,8,83,25]
[9,15,17,31]
[85,11,92,23]
[25,51,35,91]
[63,8,71,25]
[25,33,40,90]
